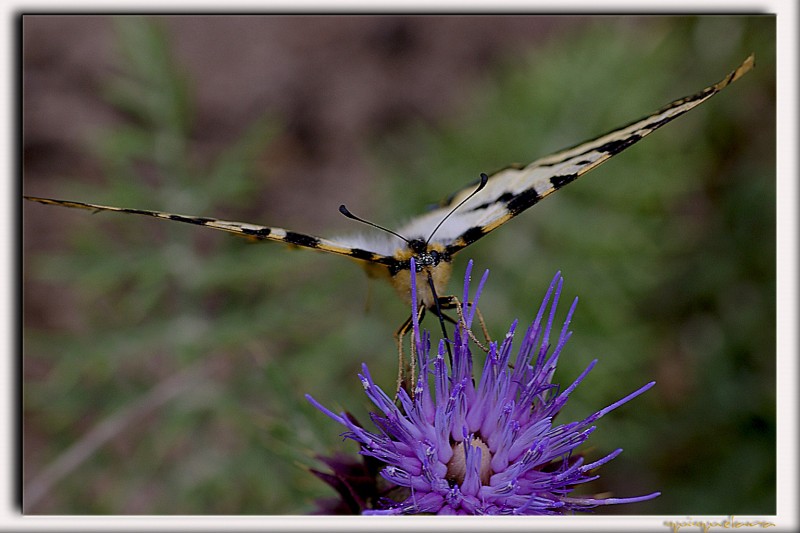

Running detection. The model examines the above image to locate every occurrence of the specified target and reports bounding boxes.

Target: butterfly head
[339,174,489,309]
[407,238,442,267]
[389,240,452,309]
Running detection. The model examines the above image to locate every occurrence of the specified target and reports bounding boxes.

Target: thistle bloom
[307,260,659,514]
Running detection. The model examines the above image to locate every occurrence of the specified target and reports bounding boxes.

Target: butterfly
[25,55,754,328]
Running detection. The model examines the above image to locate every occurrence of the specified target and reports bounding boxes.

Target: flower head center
[446,435,493,487]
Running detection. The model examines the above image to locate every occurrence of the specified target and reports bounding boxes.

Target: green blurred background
[22,16,775,514]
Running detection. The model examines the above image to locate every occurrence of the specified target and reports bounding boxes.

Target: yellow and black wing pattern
[25,55,754,272]
[404,54,755,258]
[22,196,397,267]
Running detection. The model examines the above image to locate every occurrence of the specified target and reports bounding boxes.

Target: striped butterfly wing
[22,196,397,266]
[24,55,754,281]
[396,54,754,256]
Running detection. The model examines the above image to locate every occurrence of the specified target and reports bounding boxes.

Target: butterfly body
[386,240,452,308]
[24,55,754,313]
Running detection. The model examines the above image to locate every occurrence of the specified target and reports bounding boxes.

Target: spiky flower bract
[307,260,659,514]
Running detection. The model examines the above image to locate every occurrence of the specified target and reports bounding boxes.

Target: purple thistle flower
[307,260,660,515]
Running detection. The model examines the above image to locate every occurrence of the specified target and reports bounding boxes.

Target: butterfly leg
[394,316,410,398]
[437,295,492,353]
[471,304,491,347]
[393,303,426,398]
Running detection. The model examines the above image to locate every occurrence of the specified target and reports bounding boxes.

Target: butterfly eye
[415,250,441,271]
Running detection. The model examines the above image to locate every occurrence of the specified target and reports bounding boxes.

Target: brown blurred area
[23,16,585,223]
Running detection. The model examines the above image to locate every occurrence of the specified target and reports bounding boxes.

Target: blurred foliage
[24,17,339,513]
[24,16,775,515]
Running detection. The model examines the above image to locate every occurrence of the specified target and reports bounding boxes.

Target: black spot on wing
[348,248,379,262]
[284,231,321,248]
[119,208,153,216]
[167,214,214,225]
[506,188,543,215]
[114,208,160,217]
[550,172,578,190]
[596,134,642,155]
[239,226,271,239]
[468,192,514,212]
[458,226,487,246]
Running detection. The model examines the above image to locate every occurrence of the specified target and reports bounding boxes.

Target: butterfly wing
[23,196,396,267]
[401,54,754,256]
[25,55,754,272]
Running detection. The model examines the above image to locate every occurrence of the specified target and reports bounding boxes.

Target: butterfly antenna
[425,172,489,245]
[339,205,411,244]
